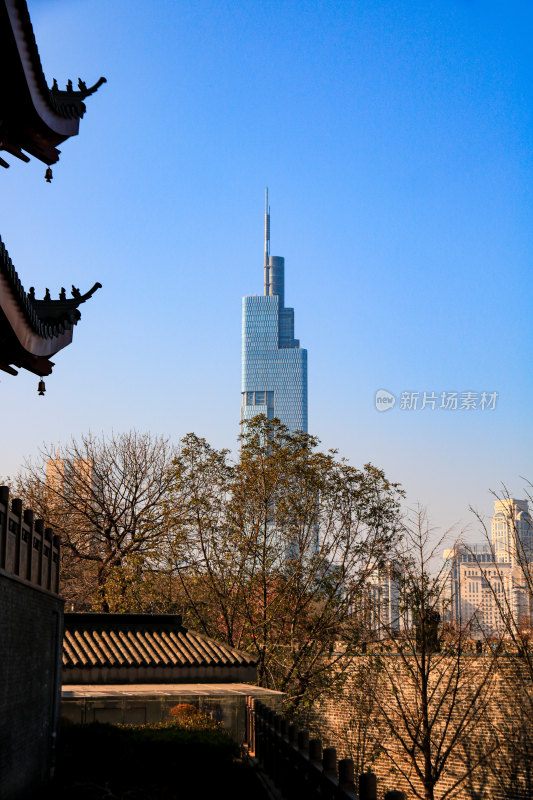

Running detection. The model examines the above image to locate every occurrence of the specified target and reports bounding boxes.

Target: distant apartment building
[441,543,495,626]
[363,562,403,638]
[442,498,533,636]
[492,498,533,565]
[369,563,399,634]
[46,457,94,507]
[504,563,533,628]
[457,556,511,636]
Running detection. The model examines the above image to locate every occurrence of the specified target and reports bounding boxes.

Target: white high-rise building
[364,562,403,638]
[441,543,493,625]
[442,499,533,636]
[456,558,511,636]
[503,564,533,628]
[491,498,533,565]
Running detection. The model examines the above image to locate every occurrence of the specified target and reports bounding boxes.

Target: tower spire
[264,187,270,295]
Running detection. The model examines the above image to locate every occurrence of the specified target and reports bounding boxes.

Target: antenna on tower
[264,187,270,295]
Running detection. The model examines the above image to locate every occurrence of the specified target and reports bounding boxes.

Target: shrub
[56,720,239,793]
[166,703,219,729]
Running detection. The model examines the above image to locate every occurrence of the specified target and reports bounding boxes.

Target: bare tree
[15,431,179,611]
[468,485,533,797]
[468,484,533,659]
[361,509,500,800]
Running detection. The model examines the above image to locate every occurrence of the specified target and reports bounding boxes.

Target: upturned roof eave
[0,277,74,355]
[1,0,106,166]
[3,0,80,143]
[0,236,101,375]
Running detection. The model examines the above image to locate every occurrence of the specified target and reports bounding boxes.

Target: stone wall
[311,654,532,800]
[0,488,63,800]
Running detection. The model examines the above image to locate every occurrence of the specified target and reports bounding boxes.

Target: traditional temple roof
[0,236,101,376]
[0,0,104,382]
[0,0,106,168]
[62,614,258,685]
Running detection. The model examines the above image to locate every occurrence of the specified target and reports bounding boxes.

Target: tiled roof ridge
[0,235,101,339]
[62,613,258,670]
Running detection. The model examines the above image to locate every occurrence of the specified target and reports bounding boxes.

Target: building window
[243,390,275,409]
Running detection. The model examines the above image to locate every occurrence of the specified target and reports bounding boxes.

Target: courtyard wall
[311,653,532,800]
[0,489,63,800]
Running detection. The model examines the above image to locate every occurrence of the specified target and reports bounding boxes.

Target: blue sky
[1,0,532,540]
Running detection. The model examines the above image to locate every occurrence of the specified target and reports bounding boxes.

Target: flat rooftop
[62,683,284,699]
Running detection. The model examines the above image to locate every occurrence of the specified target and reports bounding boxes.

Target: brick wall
[310,654,532,800]
[0,488,63,800]
[0,571,63,799]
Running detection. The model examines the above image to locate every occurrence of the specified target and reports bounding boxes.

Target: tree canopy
[14,430,177,612]
[12,416,404,708]
[168,416,403,706]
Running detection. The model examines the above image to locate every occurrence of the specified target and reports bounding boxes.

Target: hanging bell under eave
[38,379,46,396]
[44,167,52,183]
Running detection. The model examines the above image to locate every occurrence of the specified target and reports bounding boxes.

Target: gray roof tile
[63,614,256,671]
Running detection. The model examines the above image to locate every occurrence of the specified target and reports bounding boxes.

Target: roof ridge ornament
[49,76,107,120]
[50,75,107,101]
[33,282,102,322]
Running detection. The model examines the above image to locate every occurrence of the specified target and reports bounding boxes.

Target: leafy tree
[168,415,403,709]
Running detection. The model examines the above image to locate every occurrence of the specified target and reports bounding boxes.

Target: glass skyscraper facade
[241,193,308,433]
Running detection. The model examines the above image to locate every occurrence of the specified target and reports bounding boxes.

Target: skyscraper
[241,190,308,433]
